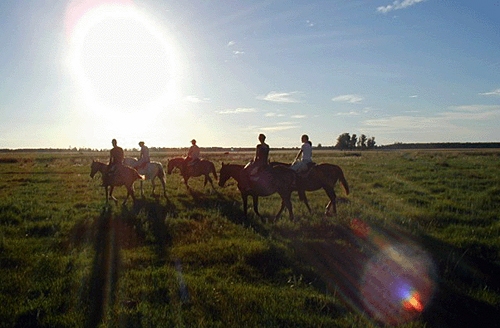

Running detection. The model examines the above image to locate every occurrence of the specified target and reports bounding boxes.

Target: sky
[0,0,499,150]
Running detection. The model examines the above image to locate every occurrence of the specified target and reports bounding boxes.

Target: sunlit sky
[1,0,499,149]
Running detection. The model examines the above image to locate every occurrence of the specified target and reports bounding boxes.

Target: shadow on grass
[82,200,177,327]
[281,220,500,327]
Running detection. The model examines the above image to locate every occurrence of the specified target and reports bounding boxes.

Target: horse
[123,158,167,199]
[271,162,349,216]
[218,162,296,221]
[167,157,218,190]
[90,160,144,205]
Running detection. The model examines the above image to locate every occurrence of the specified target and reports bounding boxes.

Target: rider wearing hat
[184,139,200,173]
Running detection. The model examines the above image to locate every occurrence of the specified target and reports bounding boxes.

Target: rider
[242,133,270,189]
[184,139,200,173]
[134,141,150,170]
[108,138,124,180]
[291,134,313,173]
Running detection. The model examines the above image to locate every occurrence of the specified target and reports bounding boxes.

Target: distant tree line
[335,133,376,150]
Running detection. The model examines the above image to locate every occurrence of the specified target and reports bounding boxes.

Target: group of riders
[106,133,314,186]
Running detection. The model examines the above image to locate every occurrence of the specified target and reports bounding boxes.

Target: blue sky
[0,0,499,149]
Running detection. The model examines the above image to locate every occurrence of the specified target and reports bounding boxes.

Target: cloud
[227,41,236,47]
[265,112,285,117]
[258,91,303,103]
[361,105,500,138]
[335,111,360,116]
[377,0,427,14]
[291,114,306,119]
[261,124,298,132]
[479,88,500,96]
[217,107,257,114]
[185,95,210,103]
[332,94,363,104]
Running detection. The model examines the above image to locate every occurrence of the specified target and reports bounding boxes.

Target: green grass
[0,149,499,327]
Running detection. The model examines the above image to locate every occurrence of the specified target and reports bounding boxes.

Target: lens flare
[349,218,436,325]
[402,290,423,312]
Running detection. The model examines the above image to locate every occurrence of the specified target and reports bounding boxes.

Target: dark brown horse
[90,160,144,205]
[167,157,218,190]
[272,162,349,216]
[218,162,296,220]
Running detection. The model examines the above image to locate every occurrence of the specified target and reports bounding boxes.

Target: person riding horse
[184,139,200,174]
[134,141,150,170]
[291,134,313,174]
[242,133,270,191]
[108,139,124,183]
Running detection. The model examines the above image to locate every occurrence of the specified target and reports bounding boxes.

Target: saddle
[298,162,316,177]
[136,161,149,170]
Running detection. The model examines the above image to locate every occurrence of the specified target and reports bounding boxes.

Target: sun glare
[66,0,180,118]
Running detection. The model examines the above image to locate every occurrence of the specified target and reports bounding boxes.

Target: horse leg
[298,189,312,213]
[206,175,216,191]
[104,186,109,203]
[323,187,337,216]
[252,194,261,217]
[160,177,168,199]
[241,192,249,218]
[140,180,145,198]
[151,177,156,196]
[109,186,118,204]
[276,192,294,221]
[183,175,191,190]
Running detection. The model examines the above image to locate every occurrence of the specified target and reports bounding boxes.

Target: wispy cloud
[227,41,236,47]
[377,0,427,14]
[217,107,257,114]
[362,105,500,141]
[261,124,298,132]
[258,91,303,103]
[335,111,360,116]
[291,114,306,119]
[265,112,285,117]
[479,88,500,96]
[185,95,210,103]
[332,94,363,104]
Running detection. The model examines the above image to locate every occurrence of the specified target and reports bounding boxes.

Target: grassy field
[0,149,499,327]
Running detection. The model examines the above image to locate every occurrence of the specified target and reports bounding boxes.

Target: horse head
[218,162,236,187]
[90,160,99,178]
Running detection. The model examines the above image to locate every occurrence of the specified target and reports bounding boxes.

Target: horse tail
[211,162,218,180]
[338,167,349,195]
[133,169,145,180]
[158,164,166,180]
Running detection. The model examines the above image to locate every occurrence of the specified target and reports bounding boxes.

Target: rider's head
[301,134,309,143]
[258,134,266,143]
[191,139,196,145]
[112,139,117,146]
[139,141,145,146]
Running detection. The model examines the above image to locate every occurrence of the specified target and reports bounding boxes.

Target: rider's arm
[294,149,303,161]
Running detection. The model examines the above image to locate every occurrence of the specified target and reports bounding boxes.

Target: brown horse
[90,160,144,205]
[272,162,349,216]
[167,157,218,190]
[218,162,296,221]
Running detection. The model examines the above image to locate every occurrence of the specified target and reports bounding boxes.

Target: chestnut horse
[218,162,296,221]
[167,157,218,190]
[271,162,349,216]
[90,160,144,205]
